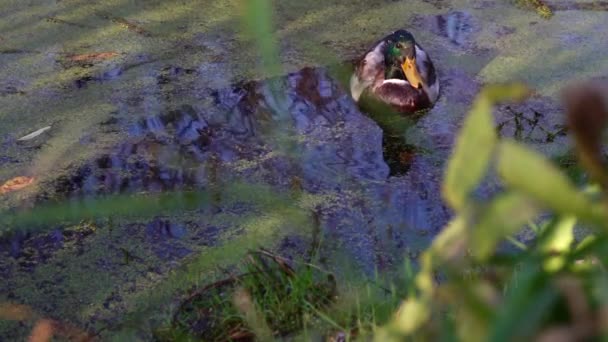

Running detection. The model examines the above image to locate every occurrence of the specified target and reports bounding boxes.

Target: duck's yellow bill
[402,57,423,89]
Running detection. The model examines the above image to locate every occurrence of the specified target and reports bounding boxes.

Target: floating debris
[44,16,93,29]
[66,52,119,62]
[58,51,121,69]
[0,85,26,96]
[112,17,151,36]
[0,176,35,195]
[0,49,39,55]
[17,126,51,141]
[96,12,152,37]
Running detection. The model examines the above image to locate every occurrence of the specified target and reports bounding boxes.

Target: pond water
[1,0,608,339]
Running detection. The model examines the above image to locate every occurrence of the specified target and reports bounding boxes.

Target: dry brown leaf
[0,302,33,320]
[563,82,608,188]
[1,303,94,341]
[67,52,119,62]
[0,176,35,194]
[52,320,96,342]
[28,319,54,342]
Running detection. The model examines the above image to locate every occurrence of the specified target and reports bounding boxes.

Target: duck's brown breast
[371,81,431,114]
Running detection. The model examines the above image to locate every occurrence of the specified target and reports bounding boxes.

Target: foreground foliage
[376,82,608,341]
[149,82,608,341]
[155,249,337,341]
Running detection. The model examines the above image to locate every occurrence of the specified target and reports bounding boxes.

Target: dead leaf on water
[0,176,35,194]
[28,319,54,342]
[0,302,33,320]
[0,303,95,341]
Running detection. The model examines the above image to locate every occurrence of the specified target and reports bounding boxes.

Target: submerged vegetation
[515,0,554,19]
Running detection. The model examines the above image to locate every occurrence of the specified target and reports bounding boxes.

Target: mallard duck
[350,30,440,114]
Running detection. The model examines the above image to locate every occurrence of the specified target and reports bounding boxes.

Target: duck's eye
[395,43,403,49]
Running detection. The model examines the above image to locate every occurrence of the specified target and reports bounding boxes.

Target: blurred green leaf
[440,311,458,342]
[506,236,528,251]
[417,215,468,294]
[527,220,542,234]
[574,234,598,253]
[443,96,495,210]
[427,214,469,262]
[539,216,576,272]
[497,140,607,224]
[0,191,211,233]
[446,279,496,338]
[454,303,488,342]
[388,216,470,336]
[489,263,557,341]
[443,84,530,211]
[389,298,430,336]
[242,0,280,76]
[471,192,539,260]
[481,84,531,103]
[240,0,296,156]
[0,182,304,235]
[403,259,416,299]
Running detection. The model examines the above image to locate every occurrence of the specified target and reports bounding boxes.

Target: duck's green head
[384,30,424,88]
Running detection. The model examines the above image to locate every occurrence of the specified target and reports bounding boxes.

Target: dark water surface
[1,0,607,338]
